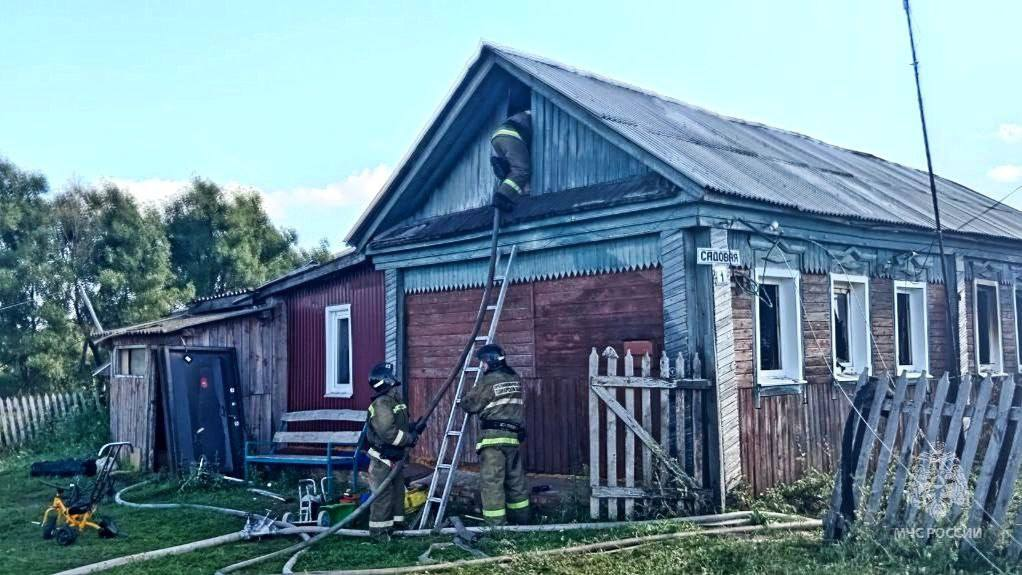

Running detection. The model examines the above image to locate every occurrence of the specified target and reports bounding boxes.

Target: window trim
[324,303,354,398]
[754,266,804,386]
[973,279,1004,375]
[830,273,871,382]
[1016,284,1022,374]
[113,345,147,378]
[893,280,928,377]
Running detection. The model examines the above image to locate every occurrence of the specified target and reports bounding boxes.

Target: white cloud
[988,164,1022,183]
[997,123,1022,144]
[101,177,191,207]
[259,164,392,221]
[98,164,393,225]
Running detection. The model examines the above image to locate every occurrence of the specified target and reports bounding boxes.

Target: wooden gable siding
[409,89,650,223]
[531,92,649,193]
[404,268,664,475]
[284,264,386,413]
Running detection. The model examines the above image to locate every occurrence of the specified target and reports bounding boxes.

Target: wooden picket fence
[0,391,94,449]
[588,346,716,520]
[825,371,1022,560]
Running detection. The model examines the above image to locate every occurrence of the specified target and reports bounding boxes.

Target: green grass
[0,415,1012,574]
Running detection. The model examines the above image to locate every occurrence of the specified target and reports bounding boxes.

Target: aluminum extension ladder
[417,244,518,529]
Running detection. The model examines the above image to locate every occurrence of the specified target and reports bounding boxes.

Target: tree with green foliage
[0,159,79,393]
[164,179,306,297]
[53,183,191,331]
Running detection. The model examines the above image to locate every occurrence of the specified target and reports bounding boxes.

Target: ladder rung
[464,366,479,372]
[428,497,444,504]
[474,336,488,341]
[447,430,462,436]
[486,305,498,311]
[494,276,505,282]
[437,463,452,470]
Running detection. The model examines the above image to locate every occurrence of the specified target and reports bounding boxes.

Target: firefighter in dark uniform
[489,110,532,212]
[366,362,417,539]
[460,344,530,525]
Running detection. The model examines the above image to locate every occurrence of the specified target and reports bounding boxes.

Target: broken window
[974,282,1002,374]
[831,275,870,379]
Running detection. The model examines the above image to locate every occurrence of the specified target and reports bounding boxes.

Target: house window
[831,274,870,380]
[894,281,928,376]
[974,281,1003,374]
[114,347,146,376]
[755,268,803,384]
[325,304,353,397]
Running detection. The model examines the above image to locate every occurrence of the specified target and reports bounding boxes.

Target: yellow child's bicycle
[40,442,131,545]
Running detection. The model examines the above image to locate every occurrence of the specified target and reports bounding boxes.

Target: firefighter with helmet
[365,361,418,539]
[460,343,530,524]
[489,110,532,213]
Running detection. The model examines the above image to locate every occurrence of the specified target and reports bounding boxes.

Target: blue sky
[2,1,1020,249]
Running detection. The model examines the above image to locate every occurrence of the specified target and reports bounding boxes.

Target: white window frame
[325,304,354,398]
[894,280,928,377]
[830,274,871,381]
[973,279,1004,375]
[1016,284,1022,374]
[754,266,804,385]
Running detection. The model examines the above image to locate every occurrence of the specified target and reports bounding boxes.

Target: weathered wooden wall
[733,271,965,493]
[405,268,664,475]
[106,305,288,468]
[109,369,156,469]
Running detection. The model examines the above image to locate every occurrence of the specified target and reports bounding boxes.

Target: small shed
[96,252,387,471]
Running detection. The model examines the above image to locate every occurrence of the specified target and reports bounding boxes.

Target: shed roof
[93,306,271,343]
[348,44,1022,244]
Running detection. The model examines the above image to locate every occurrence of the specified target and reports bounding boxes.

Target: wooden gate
[826,371,1022,560]
[588,346,716,520]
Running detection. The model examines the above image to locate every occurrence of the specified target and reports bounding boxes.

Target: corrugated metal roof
[372,174,673,248]
[93,306,270,342]
[490,44,1022,241]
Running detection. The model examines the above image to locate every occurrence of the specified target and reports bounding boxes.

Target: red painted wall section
[404,268,664,475]
[284,263,386,412]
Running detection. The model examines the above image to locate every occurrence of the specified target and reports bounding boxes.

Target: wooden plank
[967,377,1018,530]
[851,373,892,510]
[922,374,975,530]
[659,352,670,487]
[280,410,368,423]
[825,371,868,539]
[588,348,600,520]
[987,377,1022,537]
[946,375,995,526]
[604,346,619,521]
[883,374,932,526]
[905,372,953,526]
[21,396,35,439]
[0,399,9,447]
[623,350,636,520]
[591,485,665,498]
[865,373,910,518]
[591,375,679,389]
[641,352,653,495]
[272,431,362,444]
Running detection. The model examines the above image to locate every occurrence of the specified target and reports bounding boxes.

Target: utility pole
[902,0,960,380]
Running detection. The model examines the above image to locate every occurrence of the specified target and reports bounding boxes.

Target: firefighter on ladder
[366,362,418,540]
[460,344,530,524]
[489,110,532,213]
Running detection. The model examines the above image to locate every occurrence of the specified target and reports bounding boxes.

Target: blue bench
[244,409,368,498]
